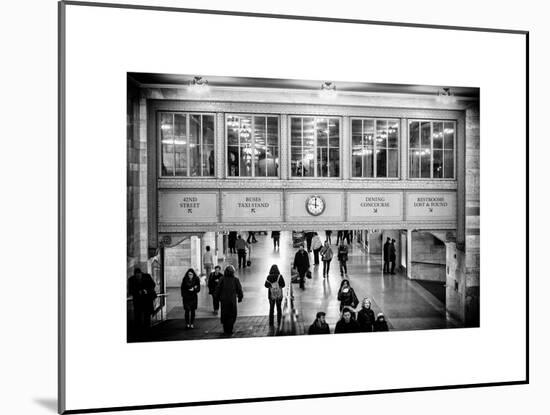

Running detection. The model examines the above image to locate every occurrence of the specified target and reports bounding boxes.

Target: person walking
[293,244,310,290]
[271,230,280,250]
[383,237,391,274]
[305,231,315,253]
[235,234,249,269]
[128,268,156,330]
[180,268,200,329]
[357,298,376,332]
[264,264,286,327]
[374,312,390,331]
[247,231,257,243]
[207,265,223,314]
[203,245,214,278]
[320,240,334,278]
[311,232,323,266]
[336,230,344,245]
[334,307,360,334]
[214,265,244,335]
[308,311,330,335]
[337,279,359,315]
[337,241,349,278]
[228,231,237,254]
[325,230,332,245]
[389,238,397,275]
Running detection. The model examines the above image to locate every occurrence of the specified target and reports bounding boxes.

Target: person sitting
[308,311,330,335]
[334,307,360,334]
[374,312,389,332]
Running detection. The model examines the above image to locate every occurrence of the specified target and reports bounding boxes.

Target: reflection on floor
[143,232,462,342]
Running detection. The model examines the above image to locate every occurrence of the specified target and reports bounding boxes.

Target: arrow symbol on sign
[187,208,193,213]
[373,208,378,213]
[251,208,256,213]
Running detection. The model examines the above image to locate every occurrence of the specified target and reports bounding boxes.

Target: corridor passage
[147,231,461,341]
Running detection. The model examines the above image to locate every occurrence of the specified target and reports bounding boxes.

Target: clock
[305,195,326,216]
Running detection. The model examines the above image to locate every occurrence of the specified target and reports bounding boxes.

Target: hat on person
[316,311,326,318]
[377,312,385,318]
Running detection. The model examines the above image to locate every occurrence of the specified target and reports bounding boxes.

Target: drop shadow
[34,398,57,412]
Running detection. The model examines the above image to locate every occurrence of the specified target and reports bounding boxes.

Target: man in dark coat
[228,231,237,254]
[235,234,249,269]
[383,237,391,274]
[357,298,376,332]
[293,244,310,290]
[215,265,244,335]
[389,238,397,275]
[128,268,156,330]
[308,311,330,335]
[271,230,281,250]
[334,308,360,334]
[207,265,223,314]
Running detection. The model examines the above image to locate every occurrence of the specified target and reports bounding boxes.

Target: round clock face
[306,195,326,216]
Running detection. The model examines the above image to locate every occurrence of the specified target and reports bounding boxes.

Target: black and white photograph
[126,73,481,342]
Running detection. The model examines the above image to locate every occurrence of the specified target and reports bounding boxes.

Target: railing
[127,292,169,325]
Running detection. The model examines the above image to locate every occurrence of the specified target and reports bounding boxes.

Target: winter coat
[389,243,396,261]
[180,275,200,310]
[264,273,286,301]
[337,245,349,262]
[207,271,223,295]
[383,241,391,261]
[215,275,244,326]
[374,318,389,332]
[293,250,310,272]
[308,321,330,335]
[334,318,360,334]
[235,238,247,250]
[337,287,359,310]
[128,273,156,313]
[357,307,376,332]
[320,245,333,261]
[311,235,323,251]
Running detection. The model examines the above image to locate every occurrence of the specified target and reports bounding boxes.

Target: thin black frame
[58,1,530,414]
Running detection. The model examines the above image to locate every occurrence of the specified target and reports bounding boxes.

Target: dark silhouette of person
[389,238,397,275]
[128,268,156,330]
[293,244,310,290]
[334,307,360,334]
[180,268,200,329]
[271,230,280,250]
[207,265,223,314]
[383,237,391,274]
[374,313,390,332]
[357,298,376,332]
[264,264,286,326]
[215,265,244,335]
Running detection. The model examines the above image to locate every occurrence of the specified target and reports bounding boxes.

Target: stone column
[342,116,350,180]
[216,113,225,179]
[406,229,412,279]
[137,97,149,267]
[400,118,408,180]
[280,115,288,180]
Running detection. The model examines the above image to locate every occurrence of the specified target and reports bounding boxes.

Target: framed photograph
[59,1,528,413]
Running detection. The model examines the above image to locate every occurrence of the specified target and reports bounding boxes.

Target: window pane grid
[159,112,214,177]
[408,120,455,179]
[351,118,398,178]
[291,117,340,178]
[226,114,279,178]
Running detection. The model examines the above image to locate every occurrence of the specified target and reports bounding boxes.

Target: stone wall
[464,103,480,326]
[127,80,148,276]
[411,231,446,282]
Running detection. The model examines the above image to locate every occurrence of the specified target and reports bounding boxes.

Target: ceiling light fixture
[320,81,336,98]
[436,87,456,104]
[188,76,209,93]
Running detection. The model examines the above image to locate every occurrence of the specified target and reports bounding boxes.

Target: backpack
[269,275,283,300]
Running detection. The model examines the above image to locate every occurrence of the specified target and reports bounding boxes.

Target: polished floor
[150,231,461,341]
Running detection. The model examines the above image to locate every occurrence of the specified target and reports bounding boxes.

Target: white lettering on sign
[348,192,402,221]
[405,192,456,221]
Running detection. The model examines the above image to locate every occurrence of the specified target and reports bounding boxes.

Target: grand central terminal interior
[126,73,480,341]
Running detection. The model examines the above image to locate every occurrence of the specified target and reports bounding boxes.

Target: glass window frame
[225,113,281,179]
[289,115,342,179]
[157,111,216,178]
[408,119,456,180]
[350,117,401,180]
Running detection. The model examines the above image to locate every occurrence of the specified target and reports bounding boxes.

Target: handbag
[306,270,312,279]
[246,259,252,266]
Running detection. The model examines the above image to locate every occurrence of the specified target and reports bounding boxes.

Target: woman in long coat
[180,268,200,329]
[214,265,244,335]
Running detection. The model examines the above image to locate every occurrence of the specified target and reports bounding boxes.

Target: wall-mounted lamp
[436,87,456,104]
[188,76,209,93]
[320,81,337,98]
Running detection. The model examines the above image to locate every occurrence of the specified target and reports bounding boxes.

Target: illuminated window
[226,115,279,177]
[159,112,215,177]
[290,116,340,178]
[409,120,455,179]
[351,118,399,178]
